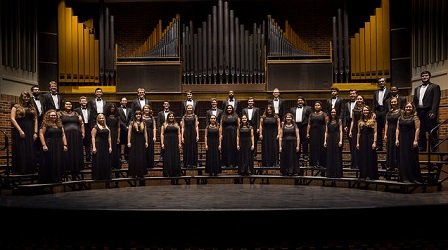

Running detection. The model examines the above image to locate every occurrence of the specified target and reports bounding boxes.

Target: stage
[1,184,448,248]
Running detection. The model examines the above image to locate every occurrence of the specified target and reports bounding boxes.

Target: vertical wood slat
[78,23,84,82]
[365,22,371,78]
[90,33,95,83]
[370,15,377,78]
[376,8,384,75]
[65,7,73,82]
[58,1,66,81]
[382,0,390,73]
[84,28,90,83]
[72,15,79,81]
[350,38,356,79]
[359,28,365,79]
[95,39,100,83]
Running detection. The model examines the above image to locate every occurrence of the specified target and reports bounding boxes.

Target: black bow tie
[298,106,302,109]
[274,98,279,101]
[82,107,87,110]
[248,107,252,109]
[332,97,337,99]
[139,98,144,101]
[422,83,428,86]
[212,109,216,111]
[97,98,102,101]
[164,111,169,113]
[34,97,39,101]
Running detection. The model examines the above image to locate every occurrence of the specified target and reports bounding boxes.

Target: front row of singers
[11,91,422,184]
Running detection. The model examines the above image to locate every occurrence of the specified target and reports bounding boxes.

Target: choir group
[10,71,440,185]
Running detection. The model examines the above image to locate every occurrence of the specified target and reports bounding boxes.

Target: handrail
[0,129,8,151]
[426,118,448,184]
[0,129,10,177]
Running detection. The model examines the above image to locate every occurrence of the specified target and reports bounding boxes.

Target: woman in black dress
[219,105,239,169]
[279,113,300,176]
[105,103,121,171]
[396,102,422,183]
[324,108,343,178]
[92,113,112,180]
[59,101,84,180]
[356,105,378,180]
[384,97,401,172]
[39,110,67,183]
[204,115,220,176]
[142,104,157,169]
[181,104,199,168]
[11,91,38,174]
[127,110,148,179]
[259,105,281,168]
[161,112,182,178]
[307,101,327,168]
[349,95,365,169]
[238,114,254,175]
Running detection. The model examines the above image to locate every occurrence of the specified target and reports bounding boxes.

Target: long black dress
[358,123,378,179]
[205,125,220,176]
[182,114,198,167]
[128,123,147,178]
[40,127,64,183]
[280,124,299,176]
[350,108,362,169]
[326,120,343,178]
[385,110,400,170]
[107,115,121,170]
[309,112,326,167]
[11,107,36,174]
[143,116,155,168]
[261,116,279,167]
[221,114,239,168]
[398,116,422,183]
[163,124,181,177]
[92,125,111,180]
[238,126,253,175]
[60,113,83,178]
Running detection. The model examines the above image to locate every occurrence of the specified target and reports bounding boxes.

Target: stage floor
[1,184,448,248]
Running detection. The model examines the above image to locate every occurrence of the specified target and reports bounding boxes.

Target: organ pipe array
[181,0,265,84]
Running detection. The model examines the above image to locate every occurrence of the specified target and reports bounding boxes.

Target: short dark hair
[30,85,39,91]
[421,71,431,77]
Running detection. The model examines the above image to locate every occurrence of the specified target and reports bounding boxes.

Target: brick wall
[0,93,18,166]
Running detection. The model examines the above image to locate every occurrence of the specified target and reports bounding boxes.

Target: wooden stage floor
[1,184,448,248]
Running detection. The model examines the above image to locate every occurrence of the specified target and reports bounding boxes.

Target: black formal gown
[280,125,299,176]
[182,115,198,167]
[92,125,111,180]
[325,120,343,178]
[309,112,326,168]
[221,114,239,168]
[238,126,253,175]
[350,108,362,169]
[128,123,147,178]
[163,124,181,177]
[358,124,378,180]
[106,115,121,170]
[385,110,400,170]
[261,116,279,167]
[11,107,36,174]
[60,113,83,178]
[143,116,155,168]
[40,127,64,183]
[205,125,220,176]
[398,116,422,183]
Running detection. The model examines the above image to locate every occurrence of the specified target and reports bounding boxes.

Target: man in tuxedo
[373,77,391,151]
[222,90,239,115]
[157,100,172,162]
[117,97,132,162]
[343,89,358,169]
[30,85,44,170]
[131,87,151,115]
[291,96,311,160]
[242,97,260,158]
[205,98,223,126]
[182,90,197,116]
[268,88,285,120]
[88,87,107,121]
[42,81,63,113]
[74,96,94,163]
[325,87,344,118]
[413,71,441,151]
[387,86,407,110]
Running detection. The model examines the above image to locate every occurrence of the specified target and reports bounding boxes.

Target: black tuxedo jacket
[290,106,312,125]
[42,92,63,113]
[267,98,285,119]
[373,88,391,112]
[242,107,260,132]
[30,95,44,118]
[325,97,344,118]
[88,98,107,118]
[205,108,223,127]
[117,106,132,131]
[157,110,172,129]
[222,99,239,115]
[74,107,95,130]
[343,100,357,128]
[413,83,441,114]
[131,98,152,114]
